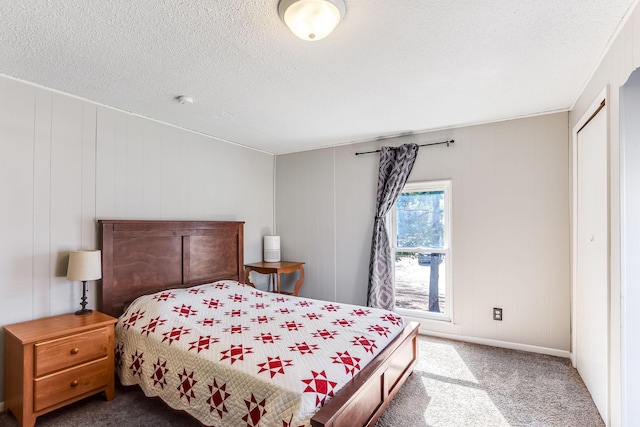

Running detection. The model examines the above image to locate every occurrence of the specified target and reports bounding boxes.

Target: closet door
[575,99,608,422]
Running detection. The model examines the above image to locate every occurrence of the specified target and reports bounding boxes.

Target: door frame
[570,86,610,420]
[620,69,640,425]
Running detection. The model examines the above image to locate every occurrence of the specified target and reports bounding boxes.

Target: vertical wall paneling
[0,79,36,322]
[334,144,378,306]
[95,107,116,218]
[274,153,294,289]
[186,136,206,218]
[48,94,84,315]
[545,113,570,351]
[0,77,35,403]
[449,126,472,332]
[275,149,336,300]
[516,118,543,346]
[532,116,552,348]
[125,117,145,217]
[233,146,275,265]
[160,128,184,219]
[80,104,97,249]
[143,122,163,218]
[94,107,274,264]
[0,75,275,403]
[276,113,570,352]
[33,89,53,319]
[469,125,501,340]
[113,112,129,218]
[491,121,520,344]
[312,149,336,302]
[205,138,237,217]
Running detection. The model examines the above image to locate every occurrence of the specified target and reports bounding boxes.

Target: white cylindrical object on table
[263,235,281,262]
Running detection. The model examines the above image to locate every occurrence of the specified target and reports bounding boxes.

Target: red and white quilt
[115,280,404,427]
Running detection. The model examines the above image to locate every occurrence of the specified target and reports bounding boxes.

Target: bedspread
[115,280,404,427]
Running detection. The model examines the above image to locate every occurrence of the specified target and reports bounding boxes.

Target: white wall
[0,75,275,402]
[276,112,570,353]
[568,3,640,425]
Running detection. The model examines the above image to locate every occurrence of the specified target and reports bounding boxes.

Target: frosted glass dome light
[278,0,346,41]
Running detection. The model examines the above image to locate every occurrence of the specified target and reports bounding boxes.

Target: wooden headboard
[98,220,244,317]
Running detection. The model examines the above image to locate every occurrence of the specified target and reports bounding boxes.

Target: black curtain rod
[354,139,455,156]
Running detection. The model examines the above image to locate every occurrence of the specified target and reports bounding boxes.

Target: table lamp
[67,250,102,315]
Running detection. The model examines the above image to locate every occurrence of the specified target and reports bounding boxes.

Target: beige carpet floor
[0,335,604,427]
[376,336,603,426]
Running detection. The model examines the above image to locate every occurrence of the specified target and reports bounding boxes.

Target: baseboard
[419,330,571,359]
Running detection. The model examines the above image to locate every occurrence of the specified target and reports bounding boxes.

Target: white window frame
[390,179,453,322]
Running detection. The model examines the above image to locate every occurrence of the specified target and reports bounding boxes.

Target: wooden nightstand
[3,311,117,427]
[244,261,305,296]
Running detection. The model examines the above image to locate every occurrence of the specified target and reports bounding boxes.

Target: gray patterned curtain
[367,143,419,310]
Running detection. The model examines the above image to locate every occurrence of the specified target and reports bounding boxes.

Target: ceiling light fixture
[278,0,346,41]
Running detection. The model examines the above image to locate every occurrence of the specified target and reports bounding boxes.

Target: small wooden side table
[244,261,305,296]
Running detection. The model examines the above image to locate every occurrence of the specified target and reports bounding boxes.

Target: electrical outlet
[493,307,503,321]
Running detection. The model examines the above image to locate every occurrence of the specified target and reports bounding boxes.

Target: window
[391,180,452,321]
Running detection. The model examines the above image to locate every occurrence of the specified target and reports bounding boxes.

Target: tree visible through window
[392,180,451,320]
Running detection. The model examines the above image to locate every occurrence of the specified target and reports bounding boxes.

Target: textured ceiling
[1,0,636,154]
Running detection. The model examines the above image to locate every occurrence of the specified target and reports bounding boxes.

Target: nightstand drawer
[34,327,109,376]
[33,357,111,412]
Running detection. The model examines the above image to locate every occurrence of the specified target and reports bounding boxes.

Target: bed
[98,220,419,427]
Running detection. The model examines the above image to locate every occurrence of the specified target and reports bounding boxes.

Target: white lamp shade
[67,250,102,281]
[279,0,345,41]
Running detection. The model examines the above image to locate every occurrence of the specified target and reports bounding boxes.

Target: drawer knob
[70,380,79,387]
[70,347,79,355]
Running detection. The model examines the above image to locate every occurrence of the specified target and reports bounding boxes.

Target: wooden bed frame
[98,220,419,427]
